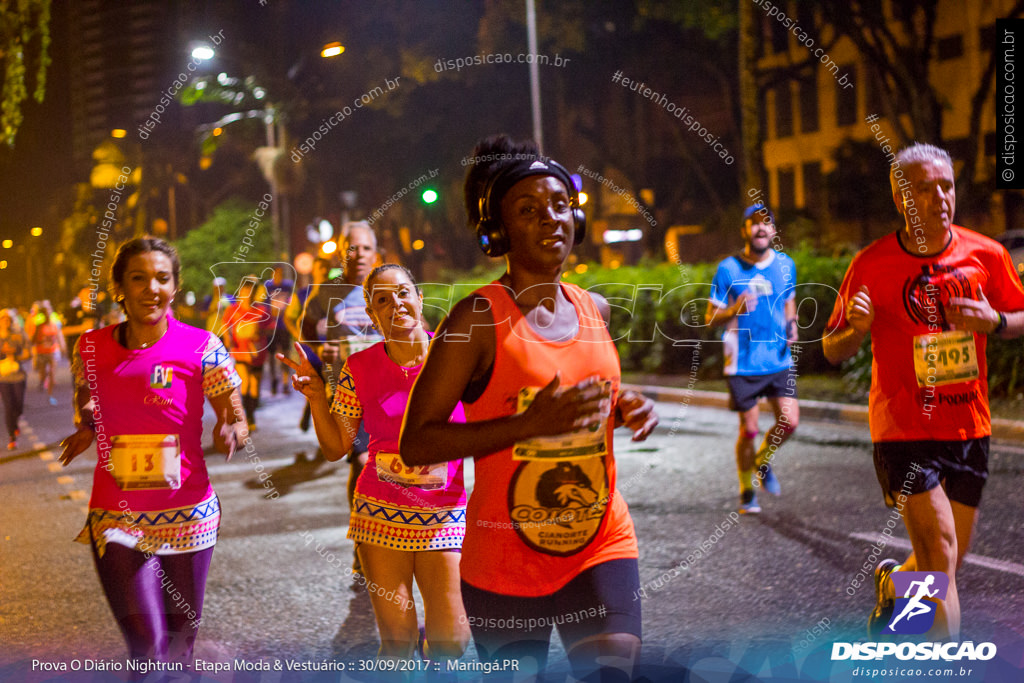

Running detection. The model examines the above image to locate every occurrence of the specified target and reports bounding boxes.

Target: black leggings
[91,539,214,664]
[0,379,26,438]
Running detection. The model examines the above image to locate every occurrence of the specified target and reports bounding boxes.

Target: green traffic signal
[421,189,438,204]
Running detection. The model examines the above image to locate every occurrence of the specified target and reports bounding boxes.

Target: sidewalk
[622,380,1024,444]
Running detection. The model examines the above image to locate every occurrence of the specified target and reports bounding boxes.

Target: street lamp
[526,0,543,152]
[320,42,344,58]
[191,45,215,61]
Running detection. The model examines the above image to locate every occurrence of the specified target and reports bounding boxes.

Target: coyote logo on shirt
[538,462,599,508]
[508,460,609,556]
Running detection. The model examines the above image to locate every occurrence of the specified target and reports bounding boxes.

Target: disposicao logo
[885,571,948,635]
[831,571,997,663]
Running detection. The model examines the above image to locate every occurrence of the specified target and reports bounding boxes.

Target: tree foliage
[821,0,1024,193]
[0,0,51,147]
[173,199,277,296]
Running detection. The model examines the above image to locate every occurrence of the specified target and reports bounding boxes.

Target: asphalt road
[2,364,1023,682]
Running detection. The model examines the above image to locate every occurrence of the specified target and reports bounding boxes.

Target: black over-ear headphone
[475,158,587,257]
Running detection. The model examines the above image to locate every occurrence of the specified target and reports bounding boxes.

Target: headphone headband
[476,158,586,257]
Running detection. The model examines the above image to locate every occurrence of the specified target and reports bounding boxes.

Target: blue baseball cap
[743,203,775,226]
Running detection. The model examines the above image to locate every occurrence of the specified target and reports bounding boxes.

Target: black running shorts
[460,558,641,666]
[726,367,798,412]
[872,438,989,508]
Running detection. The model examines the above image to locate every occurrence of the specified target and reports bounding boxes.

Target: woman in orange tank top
[401,135,658,680]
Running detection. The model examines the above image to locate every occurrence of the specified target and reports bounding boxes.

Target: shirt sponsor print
[508,459,610,556]
[150,364,173,389]
[902,263,973,330]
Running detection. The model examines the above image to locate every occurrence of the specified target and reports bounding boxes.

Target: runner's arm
[208,388,247,458]
[614,389,658,441]
[823,326,867,365]
[705,296,752,328]
[997,310,1024,338]
[587,290,658,440]
[823,285,872,364]
[59,340,96,466]
[278,343,357,460]
[786,298,798,344]
[947,286,1024,339]
[17,334,31,361]
[706,264,751,328]
[283,294,304,340]
[311,395,359,462]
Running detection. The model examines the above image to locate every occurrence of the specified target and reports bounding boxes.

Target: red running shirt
[827,226,1024,442]
[459,282,638,597]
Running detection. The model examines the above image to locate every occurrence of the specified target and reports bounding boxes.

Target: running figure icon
[887,574,939,631]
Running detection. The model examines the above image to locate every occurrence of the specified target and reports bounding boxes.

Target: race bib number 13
[110,434,181,490]
[913,330,979,387]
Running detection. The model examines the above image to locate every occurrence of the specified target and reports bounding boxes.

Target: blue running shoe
[758,463,781,496]
[739,490,761,514]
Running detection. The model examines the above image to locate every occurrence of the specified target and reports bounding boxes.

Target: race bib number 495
[913,330,979,387]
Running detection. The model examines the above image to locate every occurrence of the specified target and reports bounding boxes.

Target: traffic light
[421,189,438,204]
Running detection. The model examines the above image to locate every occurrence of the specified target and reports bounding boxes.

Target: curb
[622,383,1024,444]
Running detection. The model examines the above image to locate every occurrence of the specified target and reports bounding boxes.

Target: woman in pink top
[59,237,247,666]
[281,264,469,664]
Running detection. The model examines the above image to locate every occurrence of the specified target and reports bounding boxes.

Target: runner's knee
[377,634,418,658]
[777,419,797,433]
[426,638,469,660]
[567,633,640,683]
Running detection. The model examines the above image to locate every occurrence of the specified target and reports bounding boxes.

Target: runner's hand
[278,342,326,401]
[522,373,612,437]
[733,292,757,316]
[214,408,246,460]
[59,427,95,466]
[947,286,999,333]
[615,389,658,441]
[846,285,874,334]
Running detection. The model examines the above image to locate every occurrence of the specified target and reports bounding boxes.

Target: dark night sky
[0,1,543,240]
